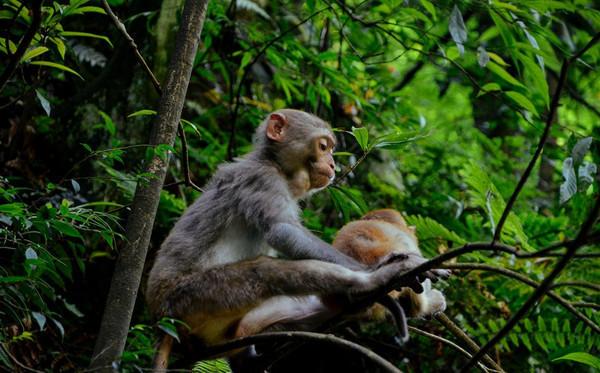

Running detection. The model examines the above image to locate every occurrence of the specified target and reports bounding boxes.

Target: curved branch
[443,263,600,333]
[551,281,600,292]
[572,302,600,310]
[0,0,43,94]
[197,331,401,373]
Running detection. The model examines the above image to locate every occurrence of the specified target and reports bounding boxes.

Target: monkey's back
[145,157,298,315]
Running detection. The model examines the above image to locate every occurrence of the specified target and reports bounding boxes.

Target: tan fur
[332,209,446,320]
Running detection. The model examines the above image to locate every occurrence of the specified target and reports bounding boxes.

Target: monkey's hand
[379,253,450,292]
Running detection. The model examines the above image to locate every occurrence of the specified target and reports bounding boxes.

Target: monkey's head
[255,109,336,196]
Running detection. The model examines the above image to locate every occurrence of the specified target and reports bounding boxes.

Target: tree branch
[0,0,43,94]
[492,32,600,244]
[196,331,401,373]
[442,263,600,333]
[461,193,600,371]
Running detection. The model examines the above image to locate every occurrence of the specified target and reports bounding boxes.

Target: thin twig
[461,194,600,372]
[408,326,495,372]
[100,0,162,94]
[492,32,600,244]
[551,281,600,292]
[0,0,43,94]
[435,313,505,372]
[572,302,600,310]
[196,331,401,373]
[177,123,204,192]
[443,263,600,333]
[100,0,202,193]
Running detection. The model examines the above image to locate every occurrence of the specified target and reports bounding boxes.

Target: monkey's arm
[266,222,367,270]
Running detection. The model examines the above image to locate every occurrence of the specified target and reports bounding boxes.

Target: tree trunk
[89,0,210,371]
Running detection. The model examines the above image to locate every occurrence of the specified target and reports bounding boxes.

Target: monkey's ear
[266,113,288,142]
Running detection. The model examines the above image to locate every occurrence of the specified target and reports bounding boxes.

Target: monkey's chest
[207,220,266,265]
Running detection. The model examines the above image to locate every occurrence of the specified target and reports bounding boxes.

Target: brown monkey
[332,209,447,321]
[233,209,448,343]
[146,110,445,368]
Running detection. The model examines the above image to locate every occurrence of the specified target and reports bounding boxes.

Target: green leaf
[239,52,253,71]
[29,61,84,80]
[487,61,525,88]
[572,137,592,164]
[128,109,157,118]
[559,157,577,204]
[0,276,27,283]
[449,5,467,56]
[20,46,49,62]
[419,0,436,20]
[31,312,46,330]
[158,322,180,343]
[51,220,82,238]
[553,352,600,369]
[504,91,538,116]
[61,31,113,47]
[50,37,66,59]
[373,131,427,150]
[351,127,369,151]
[487,52,509,67]
[35,89,51,116]
[477,82,501,97]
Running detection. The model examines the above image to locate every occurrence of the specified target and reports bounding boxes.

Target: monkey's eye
[319,140,328,152]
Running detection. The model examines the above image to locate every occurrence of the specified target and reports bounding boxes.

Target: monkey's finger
[406,278,424,293]
[433,268,452,279]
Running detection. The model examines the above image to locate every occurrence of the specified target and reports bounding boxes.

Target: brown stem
[0,0,43,94]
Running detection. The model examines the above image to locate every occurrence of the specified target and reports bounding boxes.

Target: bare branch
[100,0,162,94]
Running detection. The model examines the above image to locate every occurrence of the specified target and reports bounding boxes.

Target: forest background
[0,0,599,372]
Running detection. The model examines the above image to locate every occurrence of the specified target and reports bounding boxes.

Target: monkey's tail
[379,294,409,344]
[152,333,174,373]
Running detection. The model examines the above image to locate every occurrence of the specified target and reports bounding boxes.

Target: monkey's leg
[163,255,422,321]
[234,295,337,338]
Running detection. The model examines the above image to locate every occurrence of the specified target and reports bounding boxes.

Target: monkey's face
[308,134,336,189]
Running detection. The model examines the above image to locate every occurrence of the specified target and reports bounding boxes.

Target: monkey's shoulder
[209,159,286,190]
